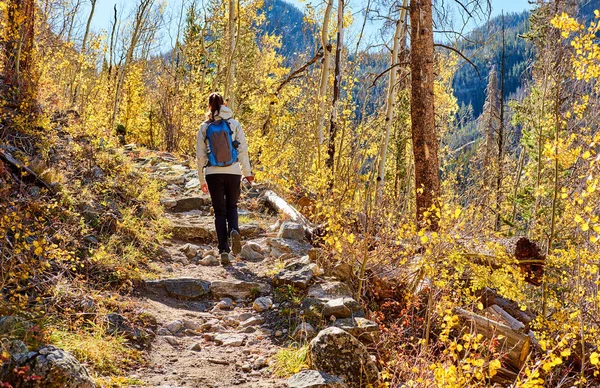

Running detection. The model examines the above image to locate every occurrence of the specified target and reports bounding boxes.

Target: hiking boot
[220,252,232,266]
[231,230,242,256]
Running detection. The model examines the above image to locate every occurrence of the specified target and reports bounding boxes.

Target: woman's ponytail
[207,92,224,122]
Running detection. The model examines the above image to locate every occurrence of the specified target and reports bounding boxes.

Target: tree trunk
[112,0,153,127]
[376,0,408,203]
[4,0,36,110]
[410,0,440,230]
[326,0,344,184]
[224,0,237,109]
[494,12,506,231]
[72,0,97,107]
[315,0,334,170]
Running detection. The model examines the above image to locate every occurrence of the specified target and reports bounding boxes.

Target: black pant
[206,174,241,253]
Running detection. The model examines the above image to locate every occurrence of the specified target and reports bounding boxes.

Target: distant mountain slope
[259,0,315,60]
[452,0,600,117]
[452,11,532,117]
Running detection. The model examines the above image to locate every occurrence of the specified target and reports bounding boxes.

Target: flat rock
[322,298,364,320]
[210,280,271,300]
[332,318,379,343]
[308,282,354,301]
[214,333,247,347]
[169,196,209,212]
[309,327,379,387]
[239,316,265,328]
[239,223,265,239]
[145,278,211,300]
[286,370,346,388]
[277,222,305,241]
[169,216,214,241]
[268,238,313,258]
[273,262,314,289]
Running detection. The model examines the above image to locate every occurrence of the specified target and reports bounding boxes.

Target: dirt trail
[127,152,291,387]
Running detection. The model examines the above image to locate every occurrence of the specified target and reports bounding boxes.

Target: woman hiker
[196,92,254,265]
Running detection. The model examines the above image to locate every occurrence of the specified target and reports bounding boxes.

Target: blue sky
[88,0,532,52]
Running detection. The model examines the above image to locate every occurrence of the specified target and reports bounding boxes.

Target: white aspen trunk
[315,0,334,168]
[111,0,153,126]
[376,0,408,202]
[325,0,344,180]
[224,0,236,110]
[71,0,97,106]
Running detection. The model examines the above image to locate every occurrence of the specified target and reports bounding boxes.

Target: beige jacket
[196,106,252,184]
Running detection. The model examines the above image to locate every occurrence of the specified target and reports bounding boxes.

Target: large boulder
[278,222,306,241]
[286,370,347,388]
[210,280,271,300]
[1,344,95,388]
[308,327,379,387]
[272,262,314,289]
[144,278,211,300]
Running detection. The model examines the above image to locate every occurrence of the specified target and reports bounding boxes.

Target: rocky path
[124,150,382,388]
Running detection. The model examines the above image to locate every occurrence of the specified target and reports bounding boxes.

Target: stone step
[145,278,271,301]
[162,196,210,213]
[167,213,265,242]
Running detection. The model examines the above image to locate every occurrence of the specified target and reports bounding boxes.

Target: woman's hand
[201,183,209,194]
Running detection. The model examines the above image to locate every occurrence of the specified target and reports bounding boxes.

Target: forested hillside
[3,0,600,387]
[452,11,532,117]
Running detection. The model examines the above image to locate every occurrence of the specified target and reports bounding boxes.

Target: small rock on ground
[253,296,273,312]
[277,222,306,241]
[286,370,347,388]
[322,298,365,320]
[272,262,314,289]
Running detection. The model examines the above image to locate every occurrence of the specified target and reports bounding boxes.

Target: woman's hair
[207,92,224,122]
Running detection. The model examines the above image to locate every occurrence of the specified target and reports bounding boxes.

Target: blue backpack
[205,119,239,167]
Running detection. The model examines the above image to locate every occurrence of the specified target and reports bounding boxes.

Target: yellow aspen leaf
[583,150,591,159]
[582,223,590,232]
[421,235,429,244]
[591,352,599,365]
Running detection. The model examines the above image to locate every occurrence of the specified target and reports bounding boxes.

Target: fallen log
[460,237,545,286]
[486,304,526,332]
[454,308,531,372]
[0,148,55,194]
[263,189,313,228]
[477,287,534,329]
